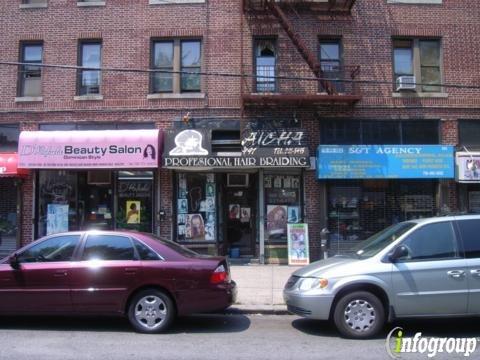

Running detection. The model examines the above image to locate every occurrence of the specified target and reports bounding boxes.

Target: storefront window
[264,174,302,242]
[116,171,154,233]
[0,178,18,257]
[327,180,436,254]
[38,171,78,237]
[176,173,216,242]
[37,170,155,238]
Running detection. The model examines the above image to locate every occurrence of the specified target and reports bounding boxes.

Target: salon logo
[386,327,478,358]
[169,130,208,156]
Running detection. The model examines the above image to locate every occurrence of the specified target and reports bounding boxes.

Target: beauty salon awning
[0,153,28,176]
[18,130,162,169]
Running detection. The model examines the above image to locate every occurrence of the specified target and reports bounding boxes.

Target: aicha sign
[18,130,161,169]
[163,128,310,168]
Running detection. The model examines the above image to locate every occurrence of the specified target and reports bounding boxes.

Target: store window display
[176,173,216,242]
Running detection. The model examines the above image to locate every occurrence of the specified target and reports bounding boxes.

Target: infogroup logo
[385,327,478,358]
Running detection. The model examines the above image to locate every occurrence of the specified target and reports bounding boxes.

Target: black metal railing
[244,64,361,97]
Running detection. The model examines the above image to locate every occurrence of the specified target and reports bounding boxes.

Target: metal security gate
[327,180,437,255]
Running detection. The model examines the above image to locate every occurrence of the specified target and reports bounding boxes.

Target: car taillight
[210,264,228,284]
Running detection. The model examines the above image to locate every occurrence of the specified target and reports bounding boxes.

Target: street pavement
[0,314,478,360]
[229,264,299,312]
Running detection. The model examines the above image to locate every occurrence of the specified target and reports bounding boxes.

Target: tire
[127,289,175,334]
[333,291,385,339]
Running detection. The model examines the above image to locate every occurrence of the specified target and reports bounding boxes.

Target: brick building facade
[0,0,479,262]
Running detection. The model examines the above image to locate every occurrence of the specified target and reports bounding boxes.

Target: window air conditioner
[396,76,416,91]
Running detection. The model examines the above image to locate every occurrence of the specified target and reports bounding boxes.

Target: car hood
[292,256,360,278]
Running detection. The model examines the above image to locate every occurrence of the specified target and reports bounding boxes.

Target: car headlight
[297,277,328,291]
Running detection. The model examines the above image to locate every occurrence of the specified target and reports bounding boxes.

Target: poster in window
[178,214,186,225]
[178,199,188,214]
[205,221,215,241]
[185,213,205,240]
[267,205,287,238]
[126,201,141,224]
[206,174,215,183]
[47,204,69,235]
[240,207,251,223]
[229,204,241,219]
[288,206,300,223]
[264,176,272,188]
[273,176,282,188]
[206,197,215,212]
[291,177,300,189]
[206,183,215,198]
[178,225,186,236]
[287,223,310,266]
[179,179,187,191]
[283,176,292,189]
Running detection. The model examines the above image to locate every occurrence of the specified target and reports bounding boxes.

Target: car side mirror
[389,245,408,263]
[9,254,20,270]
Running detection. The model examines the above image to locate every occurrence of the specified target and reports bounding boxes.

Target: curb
[222,305,290,316]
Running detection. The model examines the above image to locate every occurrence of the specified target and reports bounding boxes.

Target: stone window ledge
[77,1,106,7]
[74,94,104,101]
[149,0,205,4]
[19,3,48,9]
[147,93,205,100]
[392,92,448,98]
[15,96,43,103]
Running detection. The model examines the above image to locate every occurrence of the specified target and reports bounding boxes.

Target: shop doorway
[222,173,257,257]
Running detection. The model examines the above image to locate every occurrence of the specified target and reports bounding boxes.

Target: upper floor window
[0,124,20,152]
[393,38,442,93]
[18,42,43,97]
[319,39,343,92]
[150,39,201,94]
[77,41,102,96]
[255,38,277,93]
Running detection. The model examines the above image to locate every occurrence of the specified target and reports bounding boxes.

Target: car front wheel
[127,289,175,334]
[333,291,385,339]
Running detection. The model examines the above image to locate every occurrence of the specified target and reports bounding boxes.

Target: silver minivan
[283,215,480,338]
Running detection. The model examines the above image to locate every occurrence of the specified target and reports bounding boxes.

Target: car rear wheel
[127,289,175,334]
[333,291,385,339]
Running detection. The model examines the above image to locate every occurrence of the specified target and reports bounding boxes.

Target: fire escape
[242,0,361,106]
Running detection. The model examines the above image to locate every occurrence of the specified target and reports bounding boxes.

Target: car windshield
[352,222,416,259]
[141,233,199,257]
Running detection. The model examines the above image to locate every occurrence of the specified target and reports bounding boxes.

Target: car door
[391,221,468,316]
[455,218,480,314]
[0,234,81,313]
[69,233,140,313]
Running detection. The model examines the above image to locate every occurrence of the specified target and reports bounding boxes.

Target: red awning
[0,153,28,177]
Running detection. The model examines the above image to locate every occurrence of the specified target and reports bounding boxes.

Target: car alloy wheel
[128,289,175,333]
[333,291,385,339]
[134,295,167,330]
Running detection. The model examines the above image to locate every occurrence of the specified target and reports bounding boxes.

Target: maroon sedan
[0,230,237,333]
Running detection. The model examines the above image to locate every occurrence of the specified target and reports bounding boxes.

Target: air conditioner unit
[396,76,416,91]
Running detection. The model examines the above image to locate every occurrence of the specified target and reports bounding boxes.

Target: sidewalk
[227,265,302,315]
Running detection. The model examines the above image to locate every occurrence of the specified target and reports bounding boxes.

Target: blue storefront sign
[317,145,455,179]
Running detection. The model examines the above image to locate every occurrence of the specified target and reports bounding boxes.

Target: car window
[82,235,135,261]
[399,221,459,261]
[18,235,80,263]
[133,240,161,260]
[457,219,480,259]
